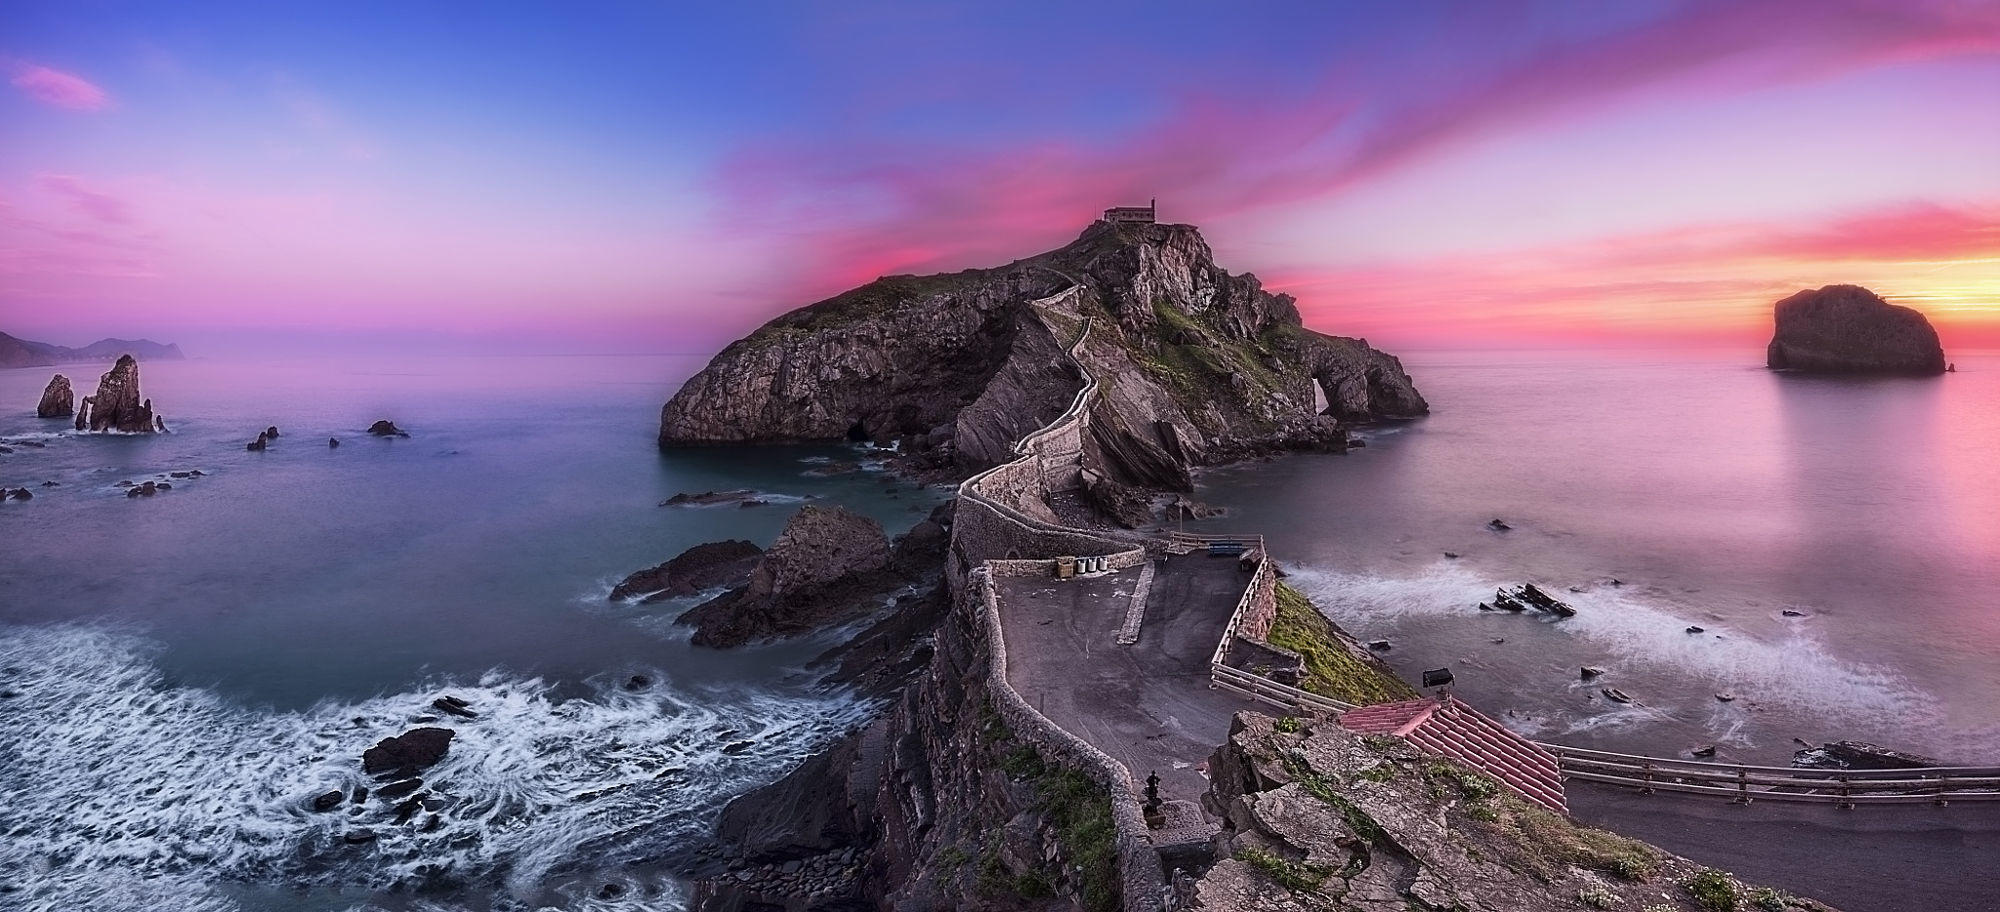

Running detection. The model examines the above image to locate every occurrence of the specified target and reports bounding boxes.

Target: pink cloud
[9,63,110,111]
[711,0,2000,305]
[35,174,135,224]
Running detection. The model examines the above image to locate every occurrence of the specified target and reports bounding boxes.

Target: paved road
[995,553,1259,820]
[1570,783,2000,912]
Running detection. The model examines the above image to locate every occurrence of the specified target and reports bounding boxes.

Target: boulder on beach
[368,420,409,437]
[37,374,74,418]
[361,727,455,776]
[1766,285,1946,375]
[610,539,763,602]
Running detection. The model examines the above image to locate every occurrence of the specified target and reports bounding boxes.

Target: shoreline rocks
[362,727,454,776]
[1793,740,1937,771]
[677,505,892,647]
[36,375,74,418]
[610,539,764,602]
[1767,285,1946,375]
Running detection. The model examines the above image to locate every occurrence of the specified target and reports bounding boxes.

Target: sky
[2,0,1997,355]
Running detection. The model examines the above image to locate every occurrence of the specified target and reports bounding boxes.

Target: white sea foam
[0,625,868,912]
[1283,561,1935,744]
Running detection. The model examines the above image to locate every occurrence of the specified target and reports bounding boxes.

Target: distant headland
[0,332,186,370]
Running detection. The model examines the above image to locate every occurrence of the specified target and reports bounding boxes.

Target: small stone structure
[1101,199,1157,224]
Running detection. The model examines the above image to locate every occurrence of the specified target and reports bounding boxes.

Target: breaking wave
[1283,561,1936,749]
[0,625,869,912]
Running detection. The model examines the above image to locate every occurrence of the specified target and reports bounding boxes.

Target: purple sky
[3,0,1997,354]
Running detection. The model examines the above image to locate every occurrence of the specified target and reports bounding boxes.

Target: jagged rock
[660,489,766,507]
[610,539,764,601]
[430,697,476,719]
[78,356,158,433]
[1767,285,1946,374]
[6,488,31,501]
[1580,666,1606,680]
[678,505,893,647]
[263,426,280,438]
[659,221,1425,489]
[310,790,345,812]
[376,777,424,801]
[1164,496,1221,522]
[328,437,340,448]
[361,727,454,776]
[36,374,73,418]
[1793,740,1937,770]
[367,420,409,437]
[247,433,267,452]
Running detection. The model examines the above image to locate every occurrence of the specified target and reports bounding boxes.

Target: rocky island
[74,354,166,433]
[661,219,1425,524]
[1766,285,1946,375]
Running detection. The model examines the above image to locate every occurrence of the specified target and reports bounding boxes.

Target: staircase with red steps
[1339,695,1569,816]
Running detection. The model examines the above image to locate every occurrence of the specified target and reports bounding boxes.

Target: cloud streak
[8,62,110,111]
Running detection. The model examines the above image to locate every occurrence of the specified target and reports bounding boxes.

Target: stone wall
[1232,562,1279,641]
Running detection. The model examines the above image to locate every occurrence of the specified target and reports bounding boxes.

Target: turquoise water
[0,354,945,911]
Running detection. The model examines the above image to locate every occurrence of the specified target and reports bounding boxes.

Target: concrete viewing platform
[993,550,1262,836]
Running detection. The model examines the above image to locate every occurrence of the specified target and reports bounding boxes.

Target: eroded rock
[36,374,74,418]
[1767,284,1946,375]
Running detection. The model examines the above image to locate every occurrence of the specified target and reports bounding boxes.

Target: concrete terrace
[994,551,1261,833]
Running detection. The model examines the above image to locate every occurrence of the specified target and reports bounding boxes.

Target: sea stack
[37,374,74,418]
[1766,285,1946,375]
[76,355,161,432]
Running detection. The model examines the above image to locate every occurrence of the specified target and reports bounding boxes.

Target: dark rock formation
[247,433,268,452]
[1767,285,1946,375]
[328,437,340,448]
[368,420,409,437]
[1189,713,1826,911]
[361,727,454,776]
[311,790,345,812]
[1793,740,1937,770]
[660,489,766,507]
[77,356,159,433]
[264,426,281,438]
[660,221,1426,490]
[677,505,893,647]
[610,539,763,602]
[36,374,73,418]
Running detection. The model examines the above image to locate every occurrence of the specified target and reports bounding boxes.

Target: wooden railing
[1545,744,2000,806]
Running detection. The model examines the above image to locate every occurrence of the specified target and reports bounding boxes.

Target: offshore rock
[36,374,74,418]
[677,505,892,647]
[368,420,410,437]
[1767,285,1946,374]
[609,539,764,602]
[79,356,159,433]
[361,727,454,776]
[660,221,1426,489]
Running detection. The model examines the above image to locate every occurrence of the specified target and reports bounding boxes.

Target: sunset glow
[2,0,1996,353]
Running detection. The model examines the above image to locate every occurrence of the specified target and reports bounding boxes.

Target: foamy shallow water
[0,625,869,912]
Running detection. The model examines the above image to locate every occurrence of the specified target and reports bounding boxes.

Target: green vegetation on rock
[976,703,1120,912]
[1238,846,1335,893]
[1269,583,1419,705]
[1686,869,1740,911]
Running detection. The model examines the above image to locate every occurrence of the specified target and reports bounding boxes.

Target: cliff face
[37,374,74,418]
[1767,285,1946,375]
[75,355,159,433]
[660,222,1426,489]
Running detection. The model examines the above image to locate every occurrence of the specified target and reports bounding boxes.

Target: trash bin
[1055,556,1076,579]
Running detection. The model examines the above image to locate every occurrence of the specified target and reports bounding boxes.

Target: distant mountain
[0,332,185,368]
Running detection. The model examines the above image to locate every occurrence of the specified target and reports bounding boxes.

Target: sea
[0,354,943,912]
[2,347,1995,910]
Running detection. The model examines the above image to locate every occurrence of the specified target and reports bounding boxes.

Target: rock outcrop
[74,355,160,433]
[676,505,894,647]
[1192,712,1833,911]
[609,539,764,602]
[1767,285,1946,375]
[361,727,454,776]
[36,374,74,418]
[368,420,409,437]
[660,221,1426,491]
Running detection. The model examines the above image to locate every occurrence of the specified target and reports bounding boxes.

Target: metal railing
[1545,744,2000,805]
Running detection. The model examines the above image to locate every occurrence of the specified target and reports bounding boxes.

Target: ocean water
[1189,349,2000,765]
[0,355,945,912]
